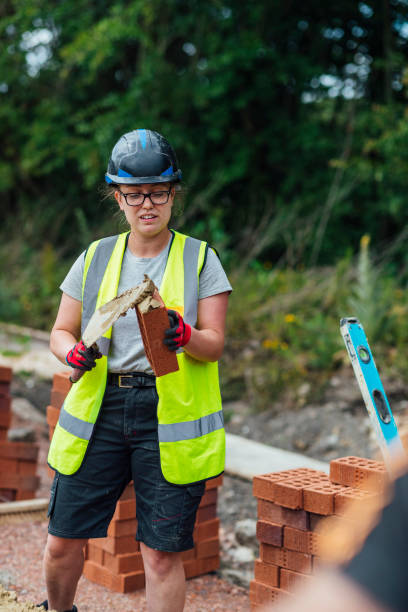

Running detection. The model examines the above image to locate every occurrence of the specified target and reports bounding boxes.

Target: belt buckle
[118,375,133,388]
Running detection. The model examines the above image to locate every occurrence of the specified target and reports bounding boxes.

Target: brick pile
[83,476,221,592]
[250,458,387,609]
[47,372,222,593]
[0,366,40,501]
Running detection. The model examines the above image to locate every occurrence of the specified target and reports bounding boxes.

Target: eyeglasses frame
[118,187,173,207]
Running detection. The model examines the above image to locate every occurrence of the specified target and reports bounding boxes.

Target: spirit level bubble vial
[340,317,405,470]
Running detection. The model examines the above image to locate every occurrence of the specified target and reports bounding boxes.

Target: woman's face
[115,182,175,238]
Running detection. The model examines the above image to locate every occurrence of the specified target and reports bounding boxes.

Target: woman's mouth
[140,214,157,221]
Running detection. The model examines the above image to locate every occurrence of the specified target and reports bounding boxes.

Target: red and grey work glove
[65,341,102,371]
[164,310,192,351]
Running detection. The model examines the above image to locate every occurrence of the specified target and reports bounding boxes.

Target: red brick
[250,580,292,605]
[280,568,313,592]
[199,488,217,508]
[183,555,219,579]
[0,411,11,429]
[0,428,7,441]
[260,544,312,574]
[334,487,378,515]
[272,479,304,510]
[112,498,136,521]
[303,483,347,515]
[205,475,223,490]
[50,390,66,410]
[136,306,179,377]
[330,456,388,491]
[283,526,320,555]
[52,372,72,395]
[0,396,11,412]
[103,550,144,574]
[107,518,137,538]
[119,483,135,501]
[15,490,37,500]
[83,560,145,593]
[254,559,279,587]
[0,458,18,473]
[309,513,327,531]
[18,460,38,476]
[181,548,195,561]
[0,382,10,396]
[256,521,283,547]
[257,499,283,523]
[253,473,287,502]
[90,535,139,556]
[194,518,219,541]
[0,441,39,461]
[196,537,219,559]
[195,503,216,524]
[46,405,60,428]
[86,543,104,565]
[0,473,39,491]
[0,488,16,501]
[0,367,12,383]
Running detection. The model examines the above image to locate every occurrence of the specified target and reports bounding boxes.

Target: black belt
[107,372,156,388]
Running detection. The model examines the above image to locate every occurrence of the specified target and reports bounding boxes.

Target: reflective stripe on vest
[81,235,119,333]
[158,409,224,443]
[59,404,94,440]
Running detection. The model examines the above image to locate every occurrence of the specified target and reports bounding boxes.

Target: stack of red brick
[250,458,387,609]
[0,365,40,501]
[84,476,221,592]
[47,372,222,593]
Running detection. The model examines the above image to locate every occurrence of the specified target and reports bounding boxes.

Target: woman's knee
[141,545,182,578]
[45,534,87,562]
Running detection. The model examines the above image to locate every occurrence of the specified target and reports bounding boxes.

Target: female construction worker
[39,129,231,612]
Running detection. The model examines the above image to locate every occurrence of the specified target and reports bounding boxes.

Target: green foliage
[222,245,408,411]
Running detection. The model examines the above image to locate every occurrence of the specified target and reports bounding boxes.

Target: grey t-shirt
[60,236,232,373]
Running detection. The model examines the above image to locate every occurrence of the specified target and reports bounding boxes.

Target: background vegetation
[1,1,408,408]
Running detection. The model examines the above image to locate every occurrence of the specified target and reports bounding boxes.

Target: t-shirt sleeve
[198,247,232,300]
[59,251,85,301]
[342,472,408,612]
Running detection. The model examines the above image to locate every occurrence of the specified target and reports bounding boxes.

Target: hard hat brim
[105,170,182,185]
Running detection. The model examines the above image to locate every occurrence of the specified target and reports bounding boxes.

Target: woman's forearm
[50,328,79,365]
[183,326,225,362]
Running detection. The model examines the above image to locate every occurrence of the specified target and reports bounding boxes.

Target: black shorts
[47,379,205,552]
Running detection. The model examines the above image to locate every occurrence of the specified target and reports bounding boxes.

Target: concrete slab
[225,432,329,481]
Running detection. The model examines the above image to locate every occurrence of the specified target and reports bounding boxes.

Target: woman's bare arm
[50,293,82,364]
[183,292,229,362]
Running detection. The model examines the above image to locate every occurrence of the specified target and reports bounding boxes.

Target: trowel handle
[70,368,85,383]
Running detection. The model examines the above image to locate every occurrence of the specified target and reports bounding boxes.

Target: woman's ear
[114,190,124,209]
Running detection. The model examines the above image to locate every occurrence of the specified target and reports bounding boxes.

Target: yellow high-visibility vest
[48,230,225,484]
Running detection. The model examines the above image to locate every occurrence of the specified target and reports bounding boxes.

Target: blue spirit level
[340,317,405,471]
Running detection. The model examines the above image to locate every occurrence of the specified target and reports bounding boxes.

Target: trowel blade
[82,276,156,348]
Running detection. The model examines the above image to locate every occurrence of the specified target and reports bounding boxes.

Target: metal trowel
[70,275,158,382]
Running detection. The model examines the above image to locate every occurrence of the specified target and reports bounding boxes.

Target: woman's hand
[164,310,192,351]
[66,341,102,371]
